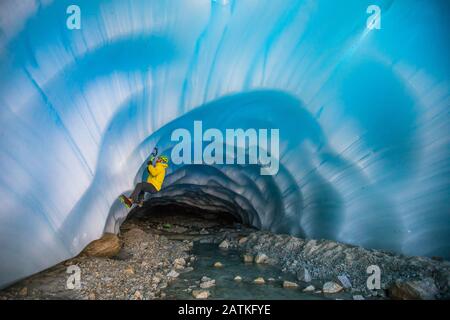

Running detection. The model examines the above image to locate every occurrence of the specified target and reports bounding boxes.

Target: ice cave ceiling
[0,0,449,288]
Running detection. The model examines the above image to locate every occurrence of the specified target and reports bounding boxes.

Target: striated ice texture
[0,0,449,287]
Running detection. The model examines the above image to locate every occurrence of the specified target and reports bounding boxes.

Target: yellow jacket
[146,162,168,191]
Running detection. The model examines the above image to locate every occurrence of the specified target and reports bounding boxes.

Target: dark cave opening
[126,197,247,233]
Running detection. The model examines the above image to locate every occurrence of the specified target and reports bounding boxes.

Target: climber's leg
[136,182,158,203]
[129,182,145,203]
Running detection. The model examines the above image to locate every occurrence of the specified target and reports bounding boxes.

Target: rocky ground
[0,208,448,300]
[0,220,193,300]
[0,210,250,300]
[231,232,450,299]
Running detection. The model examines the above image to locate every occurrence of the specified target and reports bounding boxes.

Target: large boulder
[388,278,439,300]
[82,233,122,257]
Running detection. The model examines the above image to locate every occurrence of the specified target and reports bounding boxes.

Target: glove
[148,156,155,164]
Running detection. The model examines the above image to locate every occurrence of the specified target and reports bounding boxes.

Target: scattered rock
[19,287,28,297]
[192,290,210,299]
[200,280,216,289]
[338,274,352,289]
[303,285,315,292]
[254,277,265,285]
[388,278,439,300]
[213,262,223,268]
[219,240,230,249]
[237,230,450,298]
[82,233,122,257]
[435,271,450,299]
[182,267,194,273]
[0,215,212,300]
[296,268,312,283]
[152,277,161,284]
[238,237,248,244]
[268,278,276,282]
[174,258,186,270]
[353,295,365,300]
[283,281,299,288]
[255,253,269,264]
[158,282,168,289]
[323,282,343,294]
[5,211,449,301]
[123,266,135,275]
[167,270,180,278]
[174,257,186,266]
[133,290,142,300]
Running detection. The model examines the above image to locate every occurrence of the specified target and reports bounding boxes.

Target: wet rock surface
[0,209,448,300]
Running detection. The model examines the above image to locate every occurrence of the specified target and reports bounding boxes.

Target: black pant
[129,182,157,203]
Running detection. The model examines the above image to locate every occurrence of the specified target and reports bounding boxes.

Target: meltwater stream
[164,243,351,300]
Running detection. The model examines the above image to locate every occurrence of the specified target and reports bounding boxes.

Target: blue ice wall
[0,0,449,287]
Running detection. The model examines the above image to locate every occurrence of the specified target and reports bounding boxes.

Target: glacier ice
[0,0,449,288]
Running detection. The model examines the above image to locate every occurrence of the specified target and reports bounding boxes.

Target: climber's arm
[147,164,158,176]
